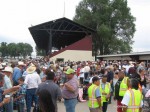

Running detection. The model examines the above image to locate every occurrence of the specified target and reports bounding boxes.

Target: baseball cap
[65,68,75,75]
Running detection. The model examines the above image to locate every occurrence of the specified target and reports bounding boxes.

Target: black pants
[80,77,84,85]
[102,102,108,112]
[84,72,89,79]
[109,84,114,104]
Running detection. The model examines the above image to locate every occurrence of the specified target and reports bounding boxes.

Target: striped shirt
[62,76,79,99]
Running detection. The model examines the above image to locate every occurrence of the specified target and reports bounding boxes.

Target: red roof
[50,36,92,58]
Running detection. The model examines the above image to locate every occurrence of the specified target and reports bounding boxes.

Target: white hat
[18,61,25,66]
[2,66,13,73]
[0,64,3,69]
[1,63,6,66]
[26,63,36,74]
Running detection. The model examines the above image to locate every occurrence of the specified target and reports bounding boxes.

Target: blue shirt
[0,88,4,112]
[16,84,26,104]
[13,67,22,84]
[95,88,101,98]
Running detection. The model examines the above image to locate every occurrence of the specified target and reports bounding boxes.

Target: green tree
[7,43,18,58]
[23,43,33,57]
[74,0,135,55]
[17,42,24,56]
[35,46,45,56]
[0,42,8,57]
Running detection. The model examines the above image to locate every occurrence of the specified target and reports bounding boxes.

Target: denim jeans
[64,98,77,112]
[4,97,13,112]
[17,103,25,112]
[26,88,38,112]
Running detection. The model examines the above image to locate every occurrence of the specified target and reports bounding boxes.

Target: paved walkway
[13,100,117,112]
[57,100,117,112]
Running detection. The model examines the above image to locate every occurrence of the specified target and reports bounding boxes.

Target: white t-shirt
[121,90,143,107]
[84,66,90,72]
[78,68,85,79]
[89,76,100,84]
[89,77,93,84]
[24,72,41,89]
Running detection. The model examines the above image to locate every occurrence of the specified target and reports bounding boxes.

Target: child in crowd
[14,77,26,112]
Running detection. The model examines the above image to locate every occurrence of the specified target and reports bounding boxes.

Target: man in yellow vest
[121,79,143,112]
[114,71,129,112]
[88,76,102,112]
[99,75,111,112]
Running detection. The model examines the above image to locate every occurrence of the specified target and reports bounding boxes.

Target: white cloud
[0,0,150,53]
[0,0,81,51]
[128,0,150,52]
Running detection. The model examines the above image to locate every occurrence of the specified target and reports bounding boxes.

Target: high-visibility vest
[99,82,111,106]
[126,89,142,112]
[88,84,99,108]
[119,77,128,96]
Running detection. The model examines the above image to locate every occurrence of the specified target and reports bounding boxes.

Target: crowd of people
[0,57,150,112]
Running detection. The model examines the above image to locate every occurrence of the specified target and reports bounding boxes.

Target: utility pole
[63,0,66,17]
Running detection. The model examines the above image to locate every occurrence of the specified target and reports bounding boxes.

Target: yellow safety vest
[99,82,110,106]
[126,89,142,112]
[119,77,128,96]
[88,84,99,108]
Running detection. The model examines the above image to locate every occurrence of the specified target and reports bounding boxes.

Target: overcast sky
[0,0,150,54]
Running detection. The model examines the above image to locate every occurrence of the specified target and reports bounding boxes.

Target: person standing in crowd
[0,73,20,112]
[78,64,85,86]
[76,64,81,77]
[62,68,78,112]
[114,71,129,112]
[2,66,14,112]
[89,71,100,84]
[13,61,25,86]
[40,66,47,82]
[36,70,62,112]
[99,75,111,112]
[14,77,26,112]
[138,68,147,88]
[24,63,41,112]
[137,62,145,74]
[138,68,147,94]
[38,89,55,112]
[88,76,101,112]
[113,70,119,87]
[106,66,114,104]
[121,79,143,112]
[84,63,90,79]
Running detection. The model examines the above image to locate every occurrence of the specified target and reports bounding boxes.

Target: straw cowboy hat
[26,63,36,74]
[2,66,13,74]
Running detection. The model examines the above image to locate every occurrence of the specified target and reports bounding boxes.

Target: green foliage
[35,46,45,56]
[0,42,33,58]
[7,43,18,57]
[0,42,8,57]
[74,0,136,55]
